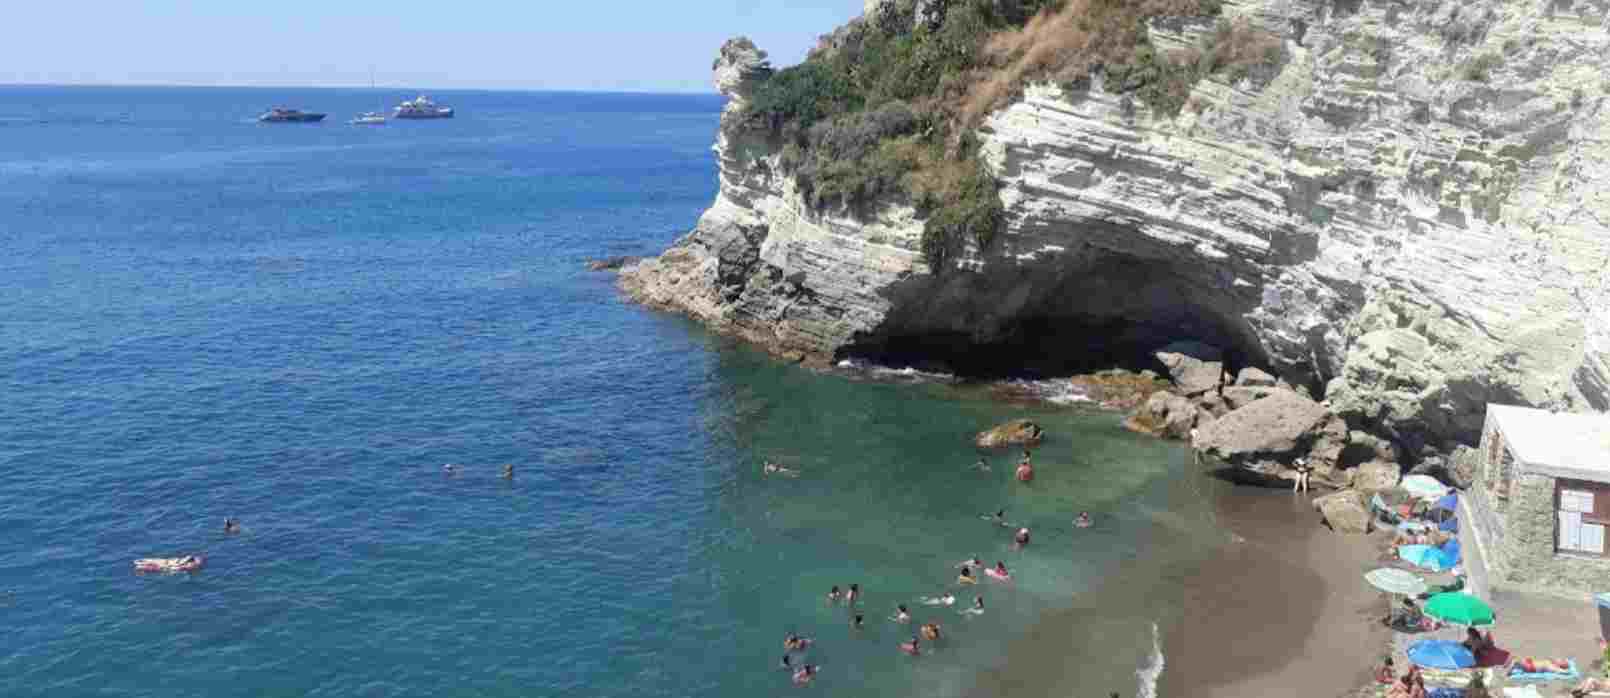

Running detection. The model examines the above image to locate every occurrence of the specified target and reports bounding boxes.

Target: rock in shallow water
[975,419,1044,449]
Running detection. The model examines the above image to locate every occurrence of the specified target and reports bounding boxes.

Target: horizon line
[0,81,721,96]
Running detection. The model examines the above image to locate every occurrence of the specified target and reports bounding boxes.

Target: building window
[1556,479,1610,556]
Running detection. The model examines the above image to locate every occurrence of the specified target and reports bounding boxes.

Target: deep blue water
[0,86,1227,698]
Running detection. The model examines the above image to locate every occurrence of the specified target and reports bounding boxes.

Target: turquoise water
[0,86,1230,697]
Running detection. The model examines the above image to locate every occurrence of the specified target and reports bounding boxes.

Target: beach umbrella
[1438,517,1459,533]
[1399,544,1454,571]
[1366,567,1428,596]
[1424,592,1495,627]
[1407,639,1477,669]
[1402,475,1449,501]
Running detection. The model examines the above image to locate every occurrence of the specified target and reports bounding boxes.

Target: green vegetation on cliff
[742,0,1283,273]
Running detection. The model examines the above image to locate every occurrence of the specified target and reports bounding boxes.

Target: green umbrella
[1424,592,1494,626]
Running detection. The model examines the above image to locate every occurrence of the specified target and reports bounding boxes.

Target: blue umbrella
[1399,544,1452,570]
[1407,639,1476,669]
[1440,539,1462,567]
[1433,494,1459,512]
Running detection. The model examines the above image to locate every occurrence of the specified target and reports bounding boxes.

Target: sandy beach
[969,478,1388,698]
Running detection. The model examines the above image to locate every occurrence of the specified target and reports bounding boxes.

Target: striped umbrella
[1365,568,1428,596]
[1402,475,1450,501]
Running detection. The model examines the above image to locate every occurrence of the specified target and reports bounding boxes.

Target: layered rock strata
[620,1,1610,462]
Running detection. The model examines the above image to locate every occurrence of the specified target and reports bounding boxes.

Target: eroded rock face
[1123,391,1198,440]
[1154,341,1226,396]
[976,419,1044,448]
[621,0,1610,459]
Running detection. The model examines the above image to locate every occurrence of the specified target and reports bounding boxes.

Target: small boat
[394,94,453,119]
[259,108,326,123]
[349,111,387,125]
[134,555,205,574]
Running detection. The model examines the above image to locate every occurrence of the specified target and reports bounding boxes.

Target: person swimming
[1075,511,1092,528]
[223,518,241,534]
[893,604,911,623]
[972,458,991,472]
[1013,527,1030,547]
[899,635,921,656]
[960,595,985,616]
[846,583,860,604]
[501,463,515,479]
[792,664,818,686]
[920,622,942,641]
[956,557,984,569]
[853,613,865,630]
[784,633,813,651]
[780,654,793,670]
[957,566,977,585]
[987,561,1011,581]
[922,593,956,606]
[442,463,459,474]
[827,586,842,604]
[763,460,800,478]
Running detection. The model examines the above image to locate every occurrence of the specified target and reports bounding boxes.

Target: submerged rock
[1313,490,1373,534]
[585,256,639,272]
[975,419,1044,449]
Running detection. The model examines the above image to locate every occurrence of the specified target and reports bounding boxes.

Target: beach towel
[1426,688,1465,698]
[1507,659,1579,682]
[1420,667,1494,687]
[1499,687,1541,698]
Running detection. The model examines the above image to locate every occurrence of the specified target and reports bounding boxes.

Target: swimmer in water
[960,596,985,616]
[442,463,459,474]
[988,561,1011,581]
[893,604,911,624]
[501,463,515,479]
[922,592,957,607]
[792,664,818,686]
[972,458,991,472]
[920,622,943,641]
[956,557,984,569]
[784,633,813,651]
[846,583,860,604]
[853,613,865,630]
[957,566,977,585]
[1075,511,1092,528]
[780,654,793,670]
[1013,527,1030,549]
[981,509,1009,527]
[827,585,842,604]
[763,461,800,478]
[223,518,241,534]
[899,635,921,656]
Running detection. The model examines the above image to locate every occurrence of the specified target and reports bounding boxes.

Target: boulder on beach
[1313,490,1373,534]
[975,419,1044,448]
[1194,388,1348,483]
[1235,367,1278,387]
[1349,460,1402,492]
[1153,341,1225,396]
[1122,392,1198,440]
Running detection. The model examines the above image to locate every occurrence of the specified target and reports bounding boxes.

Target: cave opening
[839,248,1276,384]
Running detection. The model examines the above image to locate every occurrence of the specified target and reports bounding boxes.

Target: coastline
[968,479,1387,698]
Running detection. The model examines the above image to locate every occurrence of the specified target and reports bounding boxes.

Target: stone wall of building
[1495,472,1610,596]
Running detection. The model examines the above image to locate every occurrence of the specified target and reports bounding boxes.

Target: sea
[0,86,1257,698]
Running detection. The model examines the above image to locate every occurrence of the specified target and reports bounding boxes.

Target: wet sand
[969,478,1387,698]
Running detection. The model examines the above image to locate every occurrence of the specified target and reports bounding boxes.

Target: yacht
[394,95,454,119]
[258,107,326,123]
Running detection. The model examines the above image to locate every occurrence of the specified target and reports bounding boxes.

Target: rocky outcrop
[1123,391,1201,440]
[620,0,1610,461]
[1195,389,1345,483]
[976,419,1044,448]
[585,256,639,272]
[1154,341,1226,396]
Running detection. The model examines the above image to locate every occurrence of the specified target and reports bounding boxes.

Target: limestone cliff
[620,1,1610,461]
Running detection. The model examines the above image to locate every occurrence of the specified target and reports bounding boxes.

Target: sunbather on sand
[1516,657,1572,674]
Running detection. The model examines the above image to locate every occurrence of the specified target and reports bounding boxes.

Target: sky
[0,1,863,92]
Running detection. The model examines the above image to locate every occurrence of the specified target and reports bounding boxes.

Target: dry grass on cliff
[961,1,1286,122]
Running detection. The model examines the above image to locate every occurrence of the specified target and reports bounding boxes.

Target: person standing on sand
[1292,457,1311,493]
